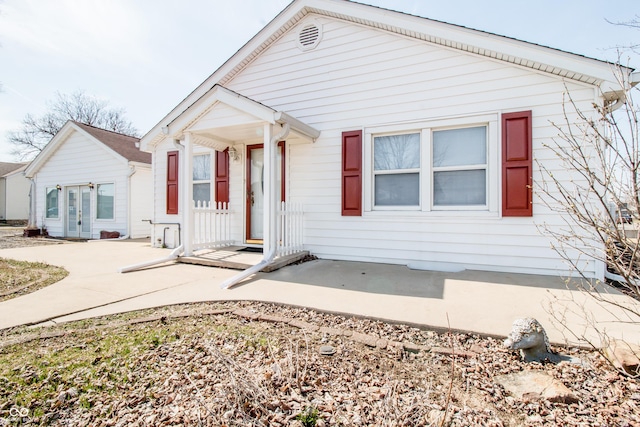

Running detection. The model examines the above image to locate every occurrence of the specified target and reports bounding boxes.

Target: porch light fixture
[56,184,62,191]
[228,146,240,162]
[88,182,95,189]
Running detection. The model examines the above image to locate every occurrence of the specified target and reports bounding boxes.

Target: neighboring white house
[0,162,29,223]
[25,121,152,239]
[139,0,638,282]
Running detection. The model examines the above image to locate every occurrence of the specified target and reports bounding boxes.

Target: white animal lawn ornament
[504,318,570,363]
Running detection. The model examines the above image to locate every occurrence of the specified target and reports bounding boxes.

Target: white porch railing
[192,201,233,250]
[278,201,304,256]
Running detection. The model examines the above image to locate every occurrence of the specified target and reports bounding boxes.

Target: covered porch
[159,85,320,286]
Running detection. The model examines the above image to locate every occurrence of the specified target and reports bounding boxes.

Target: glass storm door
[66,186,91,238]
[246,144,284,243]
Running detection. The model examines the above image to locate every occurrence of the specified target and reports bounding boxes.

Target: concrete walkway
[1,239,639,347]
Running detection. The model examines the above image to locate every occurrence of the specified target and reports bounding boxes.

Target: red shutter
[342,130,362,216]
[166,150,179,214]
[502,111,532,217]
[215,149,230,204]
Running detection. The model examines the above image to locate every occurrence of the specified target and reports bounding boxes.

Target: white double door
[66,186,92,238]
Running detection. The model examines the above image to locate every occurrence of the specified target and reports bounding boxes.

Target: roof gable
[25,121,150,178]
[142,0,636,148]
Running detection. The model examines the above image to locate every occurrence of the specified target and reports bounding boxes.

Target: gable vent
[297,23,322,51]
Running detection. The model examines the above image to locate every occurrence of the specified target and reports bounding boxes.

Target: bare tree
[606,15,640,55]
[538,65,640,375]
[8,90,138,160]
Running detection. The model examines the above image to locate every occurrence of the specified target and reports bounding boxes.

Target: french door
[246,143,285,243]
[66,186,91,238]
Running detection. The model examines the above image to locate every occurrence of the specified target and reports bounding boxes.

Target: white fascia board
[160,86,277,142]
[140,0,633,150]
[320,0,631,88]
[128,161,151,170]
[275,111,320,142]
[140,1,304,149]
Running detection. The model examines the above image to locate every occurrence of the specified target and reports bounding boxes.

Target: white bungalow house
[0,162,29,223]
[139,0,637,286]
[25,121,152,239]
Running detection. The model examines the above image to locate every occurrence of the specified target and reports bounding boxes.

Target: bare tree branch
[7,90,138,161]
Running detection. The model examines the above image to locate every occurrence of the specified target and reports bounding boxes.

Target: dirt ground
[0,301,638,426]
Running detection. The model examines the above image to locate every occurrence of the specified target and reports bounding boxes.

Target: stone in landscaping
[351,332,379,347]
[288,319,319,332]
[319,345,336,356]
[494,371,579,404]
[604,339,640,376]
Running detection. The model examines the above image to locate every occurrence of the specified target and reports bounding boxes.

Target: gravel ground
[0,227,64,250]
[0,230,638,426]
[0,302,639,426]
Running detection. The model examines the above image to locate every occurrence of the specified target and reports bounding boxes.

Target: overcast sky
[1,0,639,162]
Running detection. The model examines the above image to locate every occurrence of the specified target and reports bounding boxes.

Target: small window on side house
[45,187,59,218]
[96,183,115,219]
[193,153,211,204]
[373,133,420,206]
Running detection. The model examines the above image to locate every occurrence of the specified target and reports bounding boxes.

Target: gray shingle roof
[73,122,151,164]
[0,162,28,177]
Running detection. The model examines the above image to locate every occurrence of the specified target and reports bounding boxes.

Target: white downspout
[26,177,37,230]
[118,244,184,273]
[220,121,290,289]
[125,165,137,239]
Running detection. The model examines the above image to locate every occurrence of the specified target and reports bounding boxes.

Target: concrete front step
[177,249,310,272]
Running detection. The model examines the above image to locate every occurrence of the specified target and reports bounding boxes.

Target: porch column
[183,132,194,256]
[263,123,275,257]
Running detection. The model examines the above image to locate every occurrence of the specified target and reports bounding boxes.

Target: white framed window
[432,126,487,207]
[96,183,115,219]
[365,114,498,214]
[45,187,59,218]
[373,133,420,207]
[193,153,211,204]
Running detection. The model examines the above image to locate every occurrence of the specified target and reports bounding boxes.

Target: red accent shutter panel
[215,149,230,204]
[342,130,362,216]
[166,150,179,214]
[502,111,532,217]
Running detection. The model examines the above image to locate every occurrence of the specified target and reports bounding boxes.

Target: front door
[66,186,91,238]
[246,143,284,243]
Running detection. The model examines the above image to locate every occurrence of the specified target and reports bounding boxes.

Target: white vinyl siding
[147,15,603,277]
[34,130,149,239]
[222,16,600,277]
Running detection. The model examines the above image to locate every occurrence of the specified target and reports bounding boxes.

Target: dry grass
[0,258,68,302]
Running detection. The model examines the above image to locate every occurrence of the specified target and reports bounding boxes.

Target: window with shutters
[363,114,501,214]
[193,153,211,203]
[166,151,179,214]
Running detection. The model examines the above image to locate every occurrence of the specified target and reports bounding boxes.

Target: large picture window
[193,153,211,203]
[96,183,114,219]
[45,187,59,218]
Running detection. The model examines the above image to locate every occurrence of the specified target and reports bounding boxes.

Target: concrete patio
[1,238,639,347]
